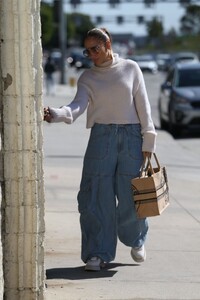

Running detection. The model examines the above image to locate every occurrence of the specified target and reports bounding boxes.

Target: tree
[146,17,163,38]
[145,17,164,49]
[40,2,55,48]
[180,4,200,35]
[67,13,95,47]
[40,2,95,48]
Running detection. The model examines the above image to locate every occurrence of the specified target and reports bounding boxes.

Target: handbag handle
[147,153,161,173]
[139,153,160,177]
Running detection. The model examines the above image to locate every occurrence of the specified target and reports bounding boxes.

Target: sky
[44,0,190,36]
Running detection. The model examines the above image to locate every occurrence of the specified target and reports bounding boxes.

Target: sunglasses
[83,45,101,57]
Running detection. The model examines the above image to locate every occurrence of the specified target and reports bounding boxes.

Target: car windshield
[175,68,200,87]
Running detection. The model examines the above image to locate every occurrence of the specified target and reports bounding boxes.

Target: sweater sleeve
[47,82,89,124]
[133,66,157,152]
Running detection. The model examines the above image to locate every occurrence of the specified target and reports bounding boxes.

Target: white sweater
[49,53,157,152]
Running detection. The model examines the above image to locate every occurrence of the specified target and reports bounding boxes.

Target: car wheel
[168,109,181,138]
[158,100,168,130]
[160,117,168,130]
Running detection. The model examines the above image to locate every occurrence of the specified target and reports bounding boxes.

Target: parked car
[67,52,92,70]
[167,52,199,71]
[158,62,200,136]
[156,53,172,71]
[128,55,158,74]
[49,50,62,69]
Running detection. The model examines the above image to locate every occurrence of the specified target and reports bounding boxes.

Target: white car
[156,53,171,71]
[128,55,158,74]
[168,52,199,70]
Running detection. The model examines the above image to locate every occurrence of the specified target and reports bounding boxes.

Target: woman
[44,28,157,271]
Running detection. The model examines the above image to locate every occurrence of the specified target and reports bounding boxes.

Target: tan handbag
[131,154,169,218]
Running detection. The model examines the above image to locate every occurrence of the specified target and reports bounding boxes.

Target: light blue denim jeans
[77,123,148,263]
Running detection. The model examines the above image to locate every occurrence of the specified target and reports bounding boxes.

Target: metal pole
[59,0,67,84]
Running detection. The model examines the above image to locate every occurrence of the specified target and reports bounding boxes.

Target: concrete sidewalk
[43,83,200,300]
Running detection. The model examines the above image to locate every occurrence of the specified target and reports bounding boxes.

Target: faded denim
[77,123,148,263]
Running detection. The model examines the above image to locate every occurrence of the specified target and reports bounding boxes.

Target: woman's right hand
[43,107,52,123]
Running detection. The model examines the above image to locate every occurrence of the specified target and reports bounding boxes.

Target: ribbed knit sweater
[49,53,157,152]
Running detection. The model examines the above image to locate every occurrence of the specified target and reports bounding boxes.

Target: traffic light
[144,0,155,7]
[179,0,191,6]
[137,15,145,24]
[109,0,120,8]
[53,0,60,23]
[117,16,123,24]
[96,16,103,24]
[70,0,81,8]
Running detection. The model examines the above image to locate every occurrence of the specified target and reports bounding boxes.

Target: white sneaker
[85,257,105,271]
[131,245,146,263]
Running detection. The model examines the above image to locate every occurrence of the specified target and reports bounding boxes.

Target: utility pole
[59,0,67,84]
[0,1,45,299]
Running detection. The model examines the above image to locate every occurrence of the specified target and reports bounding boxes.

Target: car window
[177,69,200,87]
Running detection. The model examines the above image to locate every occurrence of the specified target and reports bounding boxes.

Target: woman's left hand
[143,151,152,159]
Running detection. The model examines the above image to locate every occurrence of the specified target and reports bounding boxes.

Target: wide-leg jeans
[77,123,148,263]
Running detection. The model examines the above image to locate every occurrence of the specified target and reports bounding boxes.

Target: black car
[158,62,200,136]
[67,52,92,70]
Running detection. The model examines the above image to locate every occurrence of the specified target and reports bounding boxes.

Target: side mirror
[161,81,172,91]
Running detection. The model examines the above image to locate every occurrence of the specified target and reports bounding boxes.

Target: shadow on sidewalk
[46,262,139,280]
